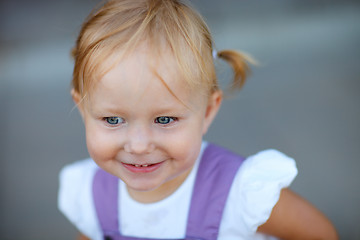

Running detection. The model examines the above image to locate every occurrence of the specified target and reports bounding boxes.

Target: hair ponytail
[217,50,255,91]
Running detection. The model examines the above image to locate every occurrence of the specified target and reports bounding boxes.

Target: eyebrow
[89,100,191,116]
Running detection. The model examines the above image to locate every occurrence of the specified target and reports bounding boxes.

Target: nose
[124,124,155,154]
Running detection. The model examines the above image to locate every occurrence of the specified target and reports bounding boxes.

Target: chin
[123,177,162,191]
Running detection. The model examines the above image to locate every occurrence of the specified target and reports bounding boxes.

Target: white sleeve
[220,149,298,239]
[58,159,102,240]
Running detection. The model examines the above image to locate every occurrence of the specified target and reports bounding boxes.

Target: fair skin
[74,45,338,239]
[258,189,338,239]
[74,45,221,203]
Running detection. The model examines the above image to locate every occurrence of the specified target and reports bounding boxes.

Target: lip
[121,161,164,173]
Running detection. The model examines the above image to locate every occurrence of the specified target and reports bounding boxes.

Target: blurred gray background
[1,0,359,239]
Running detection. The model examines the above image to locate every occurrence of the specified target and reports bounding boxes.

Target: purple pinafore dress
[92,144,245,240]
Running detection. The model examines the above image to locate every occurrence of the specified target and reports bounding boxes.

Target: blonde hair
[71,0,251,97]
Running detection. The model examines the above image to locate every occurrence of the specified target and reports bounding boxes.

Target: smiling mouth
[122,161,164,173]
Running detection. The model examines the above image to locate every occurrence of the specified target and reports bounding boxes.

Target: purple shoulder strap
[92,169,120,239]
[92,144,244,240]
[186,143,244,239]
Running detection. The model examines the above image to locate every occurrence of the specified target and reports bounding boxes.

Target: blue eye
[105,117,124,125]
[155,116,176,125]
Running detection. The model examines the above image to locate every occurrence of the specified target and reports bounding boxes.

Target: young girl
[58,0,338,239]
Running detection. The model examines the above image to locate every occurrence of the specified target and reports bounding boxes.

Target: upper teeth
[134,164,149,167]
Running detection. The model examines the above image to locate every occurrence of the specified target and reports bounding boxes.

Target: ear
[202,90,222,135]
[71,89,85,118]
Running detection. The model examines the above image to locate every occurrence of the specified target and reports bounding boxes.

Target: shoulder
[58,159,99,205]
[58,159,102,239]
[59,158,98,183]
[220,149,298,238]
[240,149,297,181]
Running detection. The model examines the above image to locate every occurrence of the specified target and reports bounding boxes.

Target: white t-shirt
[58,142,297,240]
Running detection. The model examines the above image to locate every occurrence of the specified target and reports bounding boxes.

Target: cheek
[85,124,118,164]
[165,124,203,162]
[178,140,202,162]
[172,139,202,174]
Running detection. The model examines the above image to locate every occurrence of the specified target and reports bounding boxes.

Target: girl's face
[74,46,221,203]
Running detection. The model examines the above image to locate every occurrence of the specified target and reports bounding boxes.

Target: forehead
[88,44,207,110]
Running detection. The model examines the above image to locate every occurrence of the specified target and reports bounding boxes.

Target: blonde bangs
[72,0,218,97]
[72,0,149,96]
[154,0,216,94]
